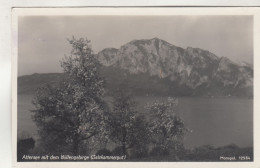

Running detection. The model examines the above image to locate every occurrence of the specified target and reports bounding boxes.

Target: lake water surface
[177,97,253,148]
[18,95,253,148]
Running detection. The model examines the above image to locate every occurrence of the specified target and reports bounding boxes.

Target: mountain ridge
[18,38,253,97]
[97,38,253,91]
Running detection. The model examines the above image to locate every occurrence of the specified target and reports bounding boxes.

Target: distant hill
[18,73,64,95]
[18,38,253,97]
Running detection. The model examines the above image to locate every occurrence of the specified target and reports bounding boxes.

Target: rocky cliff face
[97,48,118,66]
[18,38,253,97]
[97,38,253,96]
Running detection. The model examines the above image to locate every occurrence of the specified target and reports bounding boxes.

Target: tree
[146,97,187,157]
[32,37,107,155]
[108,90,148,157]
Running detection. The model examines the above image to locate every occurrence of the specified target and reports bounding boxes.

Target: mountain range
[18,38,253,97]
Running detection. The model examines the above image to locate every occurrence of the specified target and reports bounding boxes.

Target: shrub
[17,137,35,161]
[96,148,112,156]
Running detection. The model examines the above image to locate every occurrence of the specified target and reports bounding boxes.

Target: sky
[18,15,253,76]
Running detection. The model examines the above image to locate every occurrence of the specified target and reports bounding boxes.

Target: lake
[177,97,253,148]
[18,95,253,148]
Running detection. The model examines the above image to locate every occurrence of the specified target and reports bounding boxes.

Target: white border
[11,7,260,168]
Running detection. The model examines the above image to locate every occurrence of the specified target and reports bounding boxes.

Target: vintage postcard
[12,7,260,168]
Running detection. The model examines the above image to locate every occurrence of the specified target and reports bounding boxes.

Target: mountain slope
[96,38,253,97]
[18,38,253,97]
[18,73,64,94]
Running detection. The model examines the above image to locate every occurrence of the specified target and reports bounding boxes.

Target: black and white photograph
[13,8,257,165]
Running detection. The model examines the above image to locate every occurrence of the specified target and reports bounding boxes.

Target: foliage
[17,137,35,161]
[96,148,112,156]
[149,146,170,157]
[107,90,149,157]
[146,97,188,154]
[32,37,107,155]
[111,146,125,156]
[128,115,149,159]
[60,37,104,99]
[30,37,188,161]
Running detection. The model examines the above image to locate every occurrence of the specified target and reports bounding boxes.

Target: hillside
[97,38,253,97]
[18,73,64,95]
[18,38,253,97]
